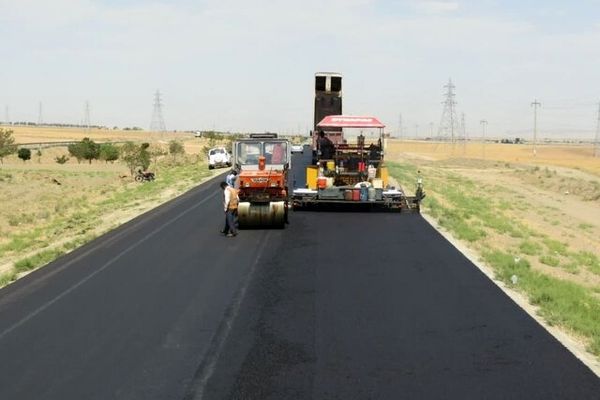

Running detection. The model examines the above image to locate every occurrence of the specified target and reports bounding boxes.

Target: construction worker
[220,181,238,237]
[317,130,334,159]
[226,170,238,188]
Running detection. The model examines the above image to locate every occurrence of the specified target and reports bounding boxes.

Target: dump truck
[292,72,424,211]
[232,133,291,228]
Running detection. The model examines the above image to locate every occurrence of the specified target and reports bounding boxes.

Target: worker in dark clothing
[317,130,334,159]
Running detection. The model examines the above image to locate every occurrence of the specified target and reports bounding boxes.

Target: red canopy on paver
[317,115,385,128]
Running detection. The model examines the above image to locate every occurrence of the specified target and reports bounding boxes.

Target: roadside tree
[68,142,85,163]
[149,144,167,167]
[169,140,185,161]
[99,143,119,163]
[80,138,100,164]
[18,148,31,162]
[120,142,150,175]
[140,143,151,170]
[0,129,17,164]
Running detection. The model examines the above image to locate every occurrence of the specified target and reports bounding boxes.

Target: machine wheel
[238,201,286,229]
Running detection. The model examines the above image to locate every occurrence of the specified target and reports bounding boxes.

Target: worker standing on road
[226,170,238,188]
[220,181,238,237]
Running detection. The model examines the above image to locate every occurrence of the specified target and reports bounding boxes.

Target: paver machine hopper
[232,134,291,228]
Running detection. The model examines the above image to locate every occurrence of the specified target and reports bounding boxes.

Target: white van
[208,147,231,169]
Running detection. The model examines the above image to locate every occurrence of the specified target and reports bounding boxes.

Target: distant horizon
[2,121,597,144]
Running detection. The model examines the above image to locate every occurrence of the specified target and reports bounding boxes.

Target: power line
[531,99,541,157]
[150,90,166,133]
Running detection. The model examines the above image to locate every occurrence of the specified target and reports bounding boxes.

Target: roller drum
[238,201,286,228]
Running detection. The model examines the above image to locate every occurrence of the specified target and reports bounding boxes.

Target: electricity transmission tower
[531,99,541,156]
[37,102,43,125]
[4,105,9,125]
[438,78,458,144]
[480,119,488,159]
[84,101,91,132]
[150,90,166,133]
[595,101,600,158]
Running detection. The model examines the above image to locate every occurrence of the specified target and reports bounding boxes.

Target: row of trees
[0,129,187,175]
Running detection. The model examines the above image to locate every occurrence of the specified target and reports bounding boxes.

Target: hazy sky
[1,0,599,138]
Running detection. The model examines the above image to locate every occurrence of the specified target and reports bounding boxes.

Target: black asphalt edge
[420,212,600,378]
[0,170,228,298]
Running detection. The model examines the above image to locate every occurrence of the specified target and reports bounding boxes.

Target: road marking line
[184,231,271,400]
[0,190,219,342]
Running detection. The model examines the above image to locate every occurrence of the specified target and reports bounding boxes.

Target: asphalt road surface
[0,150,599,399]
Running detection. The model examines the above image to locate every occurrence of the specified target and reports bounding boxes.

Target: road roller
[232,133,290,228]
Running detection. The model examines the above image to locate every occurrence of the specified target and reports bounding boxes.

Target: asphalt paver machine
[292,72,424,211]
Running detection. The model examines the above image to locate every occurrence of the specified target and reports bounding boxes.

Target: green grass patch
[572,251,600,275]
[578,223,594,231]
[14,248,66,273]
[0,270,18,287]
[519,240,543,256]
[543,238,569,256]
[540,255,560,267]
[484,249,600,355]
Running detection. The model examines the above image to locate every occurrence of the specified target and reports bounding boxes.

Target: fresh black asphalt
[0,151,598,399]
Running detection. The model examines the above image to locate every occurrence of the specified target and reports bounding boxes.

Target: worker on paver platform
[317,130,334,159]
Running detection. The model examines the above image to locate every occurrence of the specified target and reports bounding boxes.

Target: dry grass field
[386,139,600,175]
[6,125,207,155]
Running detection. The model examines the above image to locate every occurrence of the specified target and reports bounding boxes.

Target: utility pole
[531,99,541,157]
[37,101,43,125]
[84,101,91,133]
[415,124,419,139]
[4,105,9,125]
[398,113,403,139]
[429,122,434,137]
[594,101,600,158]
[460,113,467,156]
[150,89,166,134]
[480,119,488,159]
